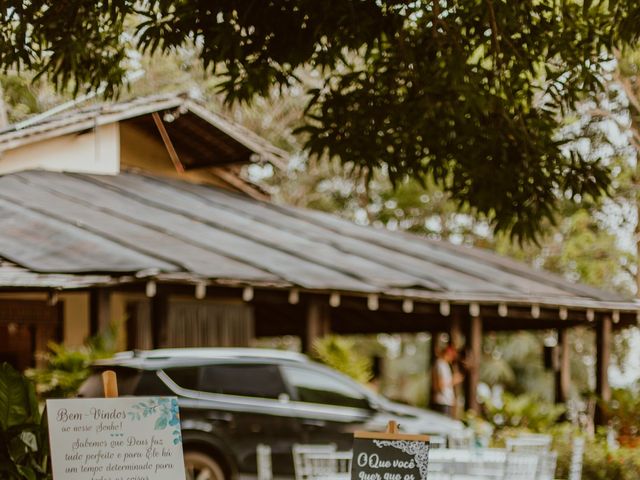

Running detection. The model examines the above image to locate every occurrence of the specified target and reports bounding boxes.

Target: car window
[135,371,173,396]
[281,365,371,409]
[199,363,287,399]
[164,367,199,390]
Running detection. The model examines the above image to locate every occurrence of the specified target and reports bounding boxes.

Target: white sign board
[47,397,186,480]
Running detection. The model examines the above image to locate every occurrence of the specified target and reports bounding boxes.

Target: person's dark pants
[432,403,452,416]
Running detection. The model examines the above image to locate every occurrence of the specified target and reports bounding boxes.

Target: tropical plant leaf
[0,363,30,431]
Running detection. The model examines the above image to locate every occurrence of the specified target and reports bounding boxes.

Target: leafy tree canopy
[2,1,640,240]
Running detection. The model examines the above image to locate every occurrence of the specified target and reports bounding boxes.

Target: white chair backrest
[304,451,352,479]
[257,444,272,480]
[568,437,586,480]
[292,444,337,480]
[426,453,452,480]
[503,452,538,480]
[448,429,474,449]
[429,435,447,449]
[506,435,551,453]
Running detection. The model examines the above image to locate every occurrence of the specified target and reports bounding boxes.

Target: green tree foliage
[312,335,373,384]
[0,75,44,123]
[3,1,640,239]
[0,363,50,480]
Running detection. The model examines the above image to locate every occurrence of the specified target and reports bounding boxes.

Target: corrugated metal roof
[0,260,117,289]
[0,169,636,312]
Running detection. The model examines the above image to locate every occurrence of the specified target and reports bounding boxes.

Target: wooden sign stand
[351,420,430,480]
[354,420,429,442]
[102,370,118,398]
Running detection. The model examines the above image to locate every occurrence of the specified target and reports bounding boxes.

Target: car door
[195,362,302,476]
[279,364,376,451]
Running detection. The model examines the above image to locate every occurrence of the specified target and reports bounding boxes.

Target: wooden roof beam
[152,111,185,174]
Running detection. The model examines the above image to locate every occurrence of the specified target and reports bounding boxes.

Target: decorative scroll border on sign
[372,439,429,480]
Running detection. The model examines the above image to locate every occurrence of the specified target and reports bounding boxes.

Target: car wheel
[184,450,227,480]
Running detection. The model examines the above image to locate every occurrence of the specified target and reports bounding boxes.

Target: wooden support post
[449,314,464,419]
[555,328,571,404]
[89,288,111,336]
[595,316,612,426]
[150,292,169,349]
[303,299,330,353]
[428,332,439,410]
[464,315,482,413]
[449,314,463,349]
[152,112,185,174]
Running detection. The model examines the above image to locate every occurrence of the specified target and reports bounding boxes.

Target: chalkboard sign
[352,423,430,480]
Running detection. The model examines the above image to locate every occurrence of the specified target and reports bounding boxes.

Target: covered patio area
[0,169,637,422]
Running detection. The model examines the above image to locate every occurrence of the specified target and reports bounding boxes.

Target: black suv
[79,348,463,480]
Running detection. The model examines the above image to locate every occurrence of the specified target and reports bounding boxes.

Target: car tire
[184,450,227,480]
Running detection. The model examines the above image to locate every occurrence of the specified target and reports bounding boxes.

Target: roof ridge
[0,92,287,169]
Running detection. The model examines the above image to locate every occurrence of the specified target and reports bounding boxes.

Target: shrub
[481,392,566,433]
[557,437,640,480]
[602,385,640,447]
[0,363,51,479]
[26,324,119,398]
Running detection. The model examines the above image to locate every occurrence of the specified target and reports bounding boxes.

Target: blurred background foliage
[25,325,119,399]
[311,336,373,385]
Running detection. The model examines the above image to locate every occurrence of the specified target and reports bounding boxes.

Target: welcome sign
[47,397,186,480]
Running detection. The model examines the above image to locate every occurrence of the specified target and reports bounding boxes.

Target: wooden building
[0,93,637,419]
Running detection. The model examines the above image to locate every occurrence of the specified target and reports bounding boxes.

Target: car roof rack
[109,347,309,363]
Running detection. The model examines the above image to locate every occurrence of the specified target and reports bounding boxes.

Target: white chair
[449,429,475,449]
[518,434,552,442]
[506,437,551,454]
[427,457,452,480]
[467,449,507,479]
[537,451,558,480]
[292,444,337,480]
[430,435,447,449]
[568,437,585,480]
[303,451,352,480]
[257,444,272,480]
[503,452,538,480]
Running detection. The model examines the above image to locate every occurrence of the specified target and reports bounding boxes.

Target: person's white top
[433,358,455,406]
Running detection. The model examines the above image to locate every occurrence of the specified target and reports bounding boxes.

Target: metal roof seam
[65,172,392,291]
[9,172,279,283]
[0,178,183,274]
[137,175,444,290]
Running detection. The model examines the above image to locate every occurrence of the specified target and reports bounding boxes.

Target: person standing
[431,345,463,417]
